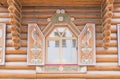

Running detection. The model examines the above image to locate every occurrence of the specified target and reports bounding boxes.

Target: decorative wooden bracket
[101,0,114,49]
[7,0,22,49]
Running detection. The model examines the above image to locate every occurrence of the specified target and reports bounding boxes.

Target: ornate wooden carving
[36,66,87,73]
[102,0,114,49]
[43,9,80,37]
[36,9,86,73]
[0,23,6,65]
[78,23,96,65]
[27,24,45,65]
[7,0,22,49]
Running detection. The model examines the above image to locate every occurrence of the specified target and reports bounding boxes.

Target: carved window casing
[27,9,96,73]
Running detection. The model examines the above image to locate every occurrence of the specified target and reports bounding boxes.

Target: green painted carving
[48,9,74,24]
[63,66,78,71]
[44,66,79,72]
[51,13,71,23]
[45,66,59,71]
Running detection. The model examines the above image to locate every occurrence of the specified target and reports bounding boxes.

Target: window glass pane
[62,39,66,47]
[48,40,59,47]
[49,29,59,37]
[72,39,76,47]
[62,39,77,63]
[55,40,59,47]
[47,40,60,63]
[54,32,59,37]
[57,28,65,33]
[62,32,66,37]
[65,29,72,37]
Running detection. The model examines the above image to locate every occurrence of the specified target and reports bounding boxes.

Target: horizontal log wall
[0,0,120,79]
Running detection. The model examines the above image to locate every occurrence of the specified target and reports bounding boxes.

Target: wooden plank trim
[36,74,120,79]
[6,49,117,54]
[5,57,118,62]
[0,74,36,79]
[0,66,35,70]
[0,66,119,71]
[88,66,120,71]
[6,25,117,33]
[6,40,117,47]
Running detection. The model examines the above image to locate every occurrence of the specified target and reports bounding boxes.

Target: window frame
[46,26,78,64]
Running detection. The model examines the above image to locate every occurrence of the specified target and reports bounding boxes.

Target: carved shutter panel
[117,24,120,65]
[78,23,96,65]
[0,23,6,65]
[27,24,45,65]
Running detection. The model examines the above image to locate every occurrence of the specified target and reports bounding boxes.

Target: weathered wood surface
[102,0,114,49]
[0,0,102,6]
[4,57,118,62]
[7,0,22,49]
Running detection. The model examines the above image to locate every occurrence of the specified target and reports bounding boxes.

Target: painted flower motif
[56,9,61,14]
[47,18,51,22]
[36,67,42,72]
[82,56,92,64]
[58,16,64,21]
[61,9,65,13]
[59,66,63,72]
[31,59,41,64]
[71,17,75,21]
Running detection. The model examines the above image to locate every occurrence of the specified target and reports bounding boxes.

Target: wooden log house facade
[0,0,120,79]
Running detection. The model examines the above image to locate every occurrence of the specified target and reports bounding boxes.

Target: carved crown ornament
[47,9,75,23]
[43,9,80,37]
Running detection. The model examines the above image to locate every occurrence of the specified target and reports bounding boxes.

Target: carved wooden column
[7,0,22,49]
[102,0,114,49]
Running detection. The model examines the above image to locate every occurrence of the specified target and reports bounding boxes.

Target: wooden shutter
[117,24,120,65]
[78,23,96,65]
[0,23,6,65]
[27,23,45,65]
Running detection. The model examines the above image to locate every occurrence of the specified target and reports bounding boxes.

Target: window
[28,10,96,73]
[46,27,77,64]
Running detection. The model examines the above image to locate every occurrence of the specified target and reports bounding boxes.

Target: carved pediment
[43,9,80,37]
